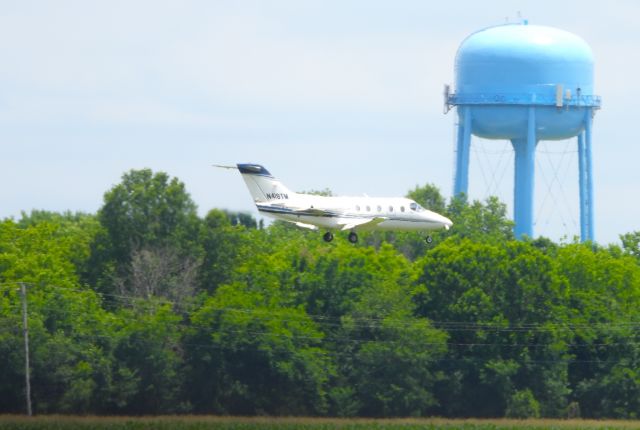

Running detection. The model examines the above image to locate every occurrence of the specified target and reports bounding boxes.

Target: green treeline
[2,169,640,418]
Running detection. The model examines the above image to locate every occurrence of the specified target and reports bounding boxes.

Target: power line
[5,282,640,333]
[4,282,640,360]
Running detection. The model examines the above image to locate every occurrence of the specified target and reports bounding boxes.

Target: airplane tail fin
[236,164,295,203]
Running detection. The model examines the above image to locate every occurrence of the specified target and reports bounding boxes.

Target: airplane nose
[426,212,453,230]
[438,214,453,230]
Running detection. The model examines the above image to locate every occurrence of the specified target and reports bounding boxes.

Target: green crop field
[2,417,640,430]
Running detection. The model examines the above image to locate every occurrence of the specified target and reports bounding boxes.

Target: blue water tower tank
[446,22,601,240]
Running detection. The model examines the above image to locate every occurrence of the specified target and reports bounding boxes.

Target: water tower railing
[447,92,601,109]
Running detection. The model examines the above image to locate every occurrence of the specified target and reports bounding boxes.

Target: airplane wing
[339,217,387,231]
[291,207,332,217]
[294,221,319,231]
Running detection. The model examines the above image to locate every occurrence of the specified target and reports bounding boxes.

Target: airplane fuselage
[257,195,450,232]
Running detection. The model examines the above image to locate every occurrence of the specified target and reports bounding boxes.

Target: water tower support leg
[454,106,472,196]
[585,111,595,241]
[512,107,536,239]
[578,132,588,242]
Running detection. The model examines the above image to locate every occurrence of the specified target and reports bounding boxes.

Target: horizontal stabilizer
[340,217,387,231]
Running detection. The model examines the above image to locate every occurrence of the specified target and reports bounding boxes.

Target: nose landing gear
[348,232,358,244]
[425,235,433,244]
[323,232,334,242]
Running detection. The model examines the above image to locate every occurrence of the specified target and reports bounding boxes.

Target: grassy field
[2,416,640,430]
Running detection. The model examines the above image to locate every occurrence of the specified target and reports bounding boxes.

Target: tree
[505,389,541,418]
[445,195,515,243]
[87,169,202,296]
[334,246,447,417]
[0,220,118,413]
[557,243,640,418]
[223,210,258,229]
[273,240,449,417]
[186,283,332,415]
[16,210,102,280]
[110,302,187,414]
[620,231,640,259]
[99,169,200,257]
[198,210,253,292]
[115,246,201,303]
[413,238,570,417]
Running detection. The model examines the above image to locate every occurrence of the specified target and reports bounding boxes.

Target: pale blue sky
[1,1,638,244]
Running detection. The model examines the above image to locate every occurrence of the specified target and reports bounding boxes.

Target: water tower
[445,22,601,240]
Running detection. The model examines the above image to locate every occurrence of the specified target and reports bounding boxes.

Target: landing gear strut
[323,232,334,242]
[348,232,358,244]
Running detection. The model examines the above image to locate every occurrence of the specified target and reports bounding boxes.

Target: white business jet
[216,163,452,243]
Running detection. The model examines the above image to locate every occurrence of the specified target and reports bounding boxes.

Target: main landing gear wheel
[323,232,334,242]
[425,235,433,244]
[348,232,358,244]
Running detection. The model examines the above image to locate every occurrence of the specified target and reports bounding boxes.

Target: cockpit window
[409,202,425,212]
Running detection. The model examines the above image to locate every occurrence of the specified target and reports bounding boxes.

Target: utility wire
[4,282,640,333]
